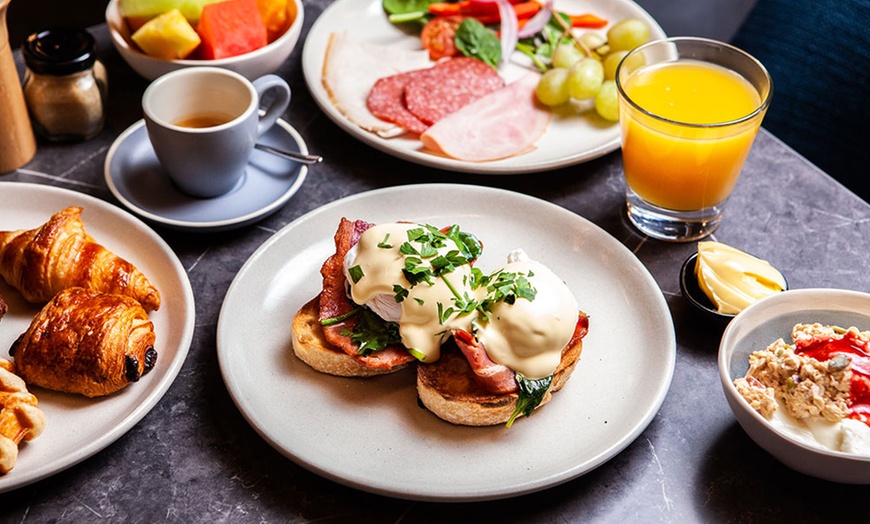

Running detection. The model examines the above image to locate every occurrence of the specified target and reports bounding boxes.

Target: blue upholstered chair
[730,0,869,202]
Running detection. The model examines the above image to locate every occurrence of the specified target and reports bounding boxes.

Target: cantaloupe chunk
[196,0,267,59]
[120,0,224,32]
[132,9,202,59]
[255,0,287,41]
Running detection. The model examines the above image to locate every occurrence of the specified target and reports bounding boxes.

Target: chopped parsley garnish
[348,265,365,284]
[437,268,539,324]
[377,233,392,249]
[395,224,484,296]
[402,256,434,286]
[484,270,537,307]
[320,308,360,326]
[393,284,409,303]
[437,274,482,324]
[407,348,427,361]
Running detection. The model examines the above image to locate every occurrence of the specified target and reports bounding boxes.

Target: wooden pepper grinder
[0,0,37,173]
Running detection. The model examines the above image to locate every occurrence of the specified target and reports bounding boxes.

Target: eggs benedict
[291,218,589,427]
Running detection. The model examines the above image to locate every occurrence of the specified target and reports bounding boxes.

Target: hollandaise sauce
[477,257,579,378]
[344,223,579,379]
[346,222,476,361]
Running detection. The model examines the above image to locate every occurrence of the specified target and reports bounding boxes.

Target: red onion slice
[495,0,518,64]
[467,0,519,65]
[517,0,554,38]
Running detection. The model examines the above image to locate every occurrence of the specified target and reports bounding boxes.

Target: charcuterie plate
[301,0,665,174]
[0,182,195,493]
[217,184,675,501]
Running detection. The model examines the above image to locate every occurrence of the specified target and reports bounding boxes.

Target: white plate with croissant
[0,182,195,492]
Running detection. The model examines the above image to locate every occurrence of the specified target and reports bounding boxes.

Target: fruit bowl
[106,0,303,81]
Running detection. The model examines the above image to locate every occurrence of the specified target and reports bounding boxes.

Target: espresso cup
[142,67,291,198]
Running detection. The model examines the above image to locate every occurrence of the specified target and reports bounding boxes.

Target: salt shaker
[22,28,108,141]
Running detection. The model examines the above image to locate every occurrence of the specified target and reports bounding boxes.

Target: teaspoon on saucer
[255,143,322,164]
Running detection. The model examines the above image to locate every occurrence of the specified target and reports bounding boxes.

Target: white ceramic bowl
[106,0,303,80]
[719,288,870,484]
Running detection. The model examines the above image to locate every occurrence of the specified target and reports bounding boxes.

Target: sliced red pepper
[462,1,501,17]
[570,13,608,28]
[428,2,465,17]
[468,1,541,25]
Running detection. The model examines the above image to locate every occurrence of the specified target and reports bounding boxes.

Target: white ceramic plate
[301,0,665,174]
[0,182,195,493]
[719,289,870,484]
[217,184,675,501]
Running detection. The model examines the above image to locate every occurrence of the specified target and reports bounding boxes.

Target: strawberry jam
[795,330,870,426]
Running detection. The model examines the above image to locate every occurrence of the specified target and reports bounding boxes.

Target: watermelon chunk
[196,0,268,59]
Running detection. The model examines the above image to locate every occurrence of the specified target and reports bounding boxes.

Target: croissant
[10,287,158,398]
[0,206,160,312]
[0,358,46,474]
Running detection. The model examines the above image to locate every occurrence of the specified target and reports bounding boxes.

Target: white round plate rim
[216,183,676,501]
[104,119,309,232]
[301,0,665,174]
[0,182,195,493]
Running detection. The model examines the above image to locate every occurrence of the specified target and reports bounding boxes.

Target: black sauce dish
[679,252,789,322]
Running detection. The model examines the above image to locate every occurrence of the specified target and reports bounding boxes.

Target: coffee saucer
[104,118,308,232]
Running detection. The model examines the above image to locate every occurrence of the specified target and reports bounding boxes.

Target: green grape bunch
[534,18,651,121]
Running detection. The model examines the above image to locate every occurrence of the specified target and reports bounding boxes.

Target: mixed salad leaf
[382,0,606,70]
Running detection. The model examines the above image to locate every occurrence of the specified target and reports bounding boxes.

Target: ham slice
[322,31,432,138]
[453,330,519,394]
[420,73,551,162]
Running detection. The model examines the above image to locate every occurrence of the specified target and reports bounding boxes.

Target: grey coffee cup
[142,67,291,198]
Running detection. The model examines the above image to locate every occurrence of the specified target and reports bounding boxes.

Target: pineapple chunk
[132,9,201,60]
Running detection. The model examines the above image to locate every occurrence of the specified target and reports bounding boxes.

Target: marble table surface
[2,1,869,521]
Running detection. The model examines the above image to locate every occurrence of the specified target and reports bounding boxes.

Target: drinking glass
[616,37,772,241]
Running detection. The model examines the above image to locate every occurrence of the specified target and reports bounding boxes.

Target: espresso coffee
[174,113,235,128]
[143,67,291,197]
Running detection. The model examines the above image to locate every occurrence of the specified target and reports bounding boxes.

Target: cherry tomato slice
[421,16,464,61]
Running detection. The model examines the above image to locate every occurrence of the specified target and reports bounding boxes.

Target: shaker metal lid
[22,28,97,75]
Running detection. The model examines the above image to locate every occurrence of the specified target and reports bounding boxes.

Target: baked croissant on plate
[0,206,160,312]
[10,287,158,398]
[0,358,46,474]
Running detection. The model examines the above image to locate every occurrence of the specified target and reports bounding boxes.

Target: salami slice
[367,70,430,135]
[404,57,505,125]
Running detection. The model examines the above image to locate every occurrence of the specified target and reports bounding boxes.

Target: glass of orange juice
[616,37,772,241]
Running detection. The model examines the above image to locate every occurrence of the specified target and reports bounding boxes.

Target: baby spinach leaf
[506,374,553,428]
[455,18,502,69]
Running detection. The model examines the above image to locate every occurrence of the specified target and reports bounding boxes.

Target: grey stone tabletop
[2,1,869,522]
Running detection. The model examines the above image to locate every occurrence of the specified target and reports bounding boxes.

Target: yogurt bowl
[106,0,303,80]
[719,288,870,484]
